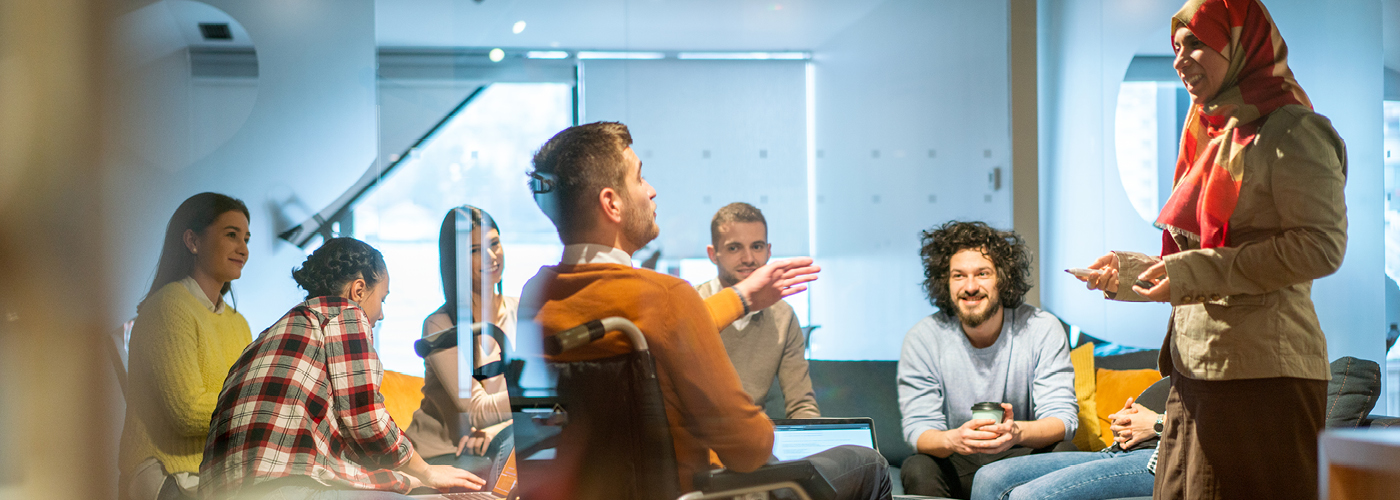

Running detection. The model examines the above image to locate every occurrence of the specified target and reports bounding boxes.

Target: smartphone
[1066,268,1157,289]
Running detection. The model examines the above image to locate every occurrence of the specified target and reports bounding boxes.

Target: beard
[717,267,748,288]
[622,200,659,249]
[955,292,1002,328]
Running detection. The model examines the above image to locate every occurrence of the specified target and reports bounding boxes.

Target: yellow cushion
[1069,343,1107,451]
[380,370,426,429]
[1093,367,1162,447]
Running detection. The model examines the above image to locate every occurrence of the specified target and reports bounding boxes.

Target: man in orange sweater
[520,121,891,500]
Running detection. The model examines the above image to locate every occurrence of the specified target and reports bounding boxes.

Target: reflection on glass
[355,83,572,375]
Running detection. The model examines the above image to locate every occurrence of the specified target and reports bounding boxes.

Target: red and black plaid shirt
[200,297,414,498]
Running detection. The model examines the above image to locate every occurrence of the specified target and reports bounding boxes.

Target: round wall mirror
[113,0,258,172]
[1114,26,1186,224]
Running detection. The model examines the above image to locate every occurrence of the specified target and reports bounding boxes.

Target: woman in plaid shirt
[200,238,482,499]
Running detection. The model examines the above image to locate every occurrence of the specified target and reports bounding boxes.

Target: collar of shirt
[179,276,225,314]
[731,310,761,331]
[561,243,633,267]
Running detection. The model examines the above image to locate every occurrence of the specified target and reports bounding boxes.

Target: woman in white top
[405,206,516,475]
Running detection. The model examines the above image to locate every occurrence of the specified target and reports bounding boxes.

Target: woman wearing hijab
[1079,0,1346,498]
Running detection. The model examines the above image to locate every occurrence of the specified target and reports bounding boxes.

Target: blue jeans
[969,447,1155,500]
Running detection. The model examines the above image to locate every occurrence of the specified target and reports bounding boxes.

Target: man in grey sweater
[696,202,820,419]
[897,221,1077,499]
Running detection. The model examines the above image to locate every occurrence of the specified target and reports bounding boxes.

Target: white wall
[104,0,378,332]
[580,59,810,261]
[809,0,1013,360]
[1038,0,1386,375]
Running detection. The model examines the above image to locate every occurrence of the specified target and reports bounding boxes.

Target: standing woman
[1080,1,1347,499]
[406,206,515,475]
[119,192,253,500]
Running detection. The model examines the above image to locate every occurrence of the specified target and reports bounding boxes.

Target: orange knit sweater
[522,263,773,492]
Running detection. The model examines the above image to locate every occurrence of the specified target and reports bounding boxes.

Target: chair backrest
[548,317,680,500]
[108,319,134,396]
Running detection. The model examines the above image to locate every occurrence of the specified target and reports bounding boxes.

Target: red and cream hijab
[1155,0,1312,255]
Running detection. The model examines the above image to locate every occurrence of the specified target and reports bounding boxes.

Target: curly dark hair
[919,221,1032,317]
[292,237,387,299]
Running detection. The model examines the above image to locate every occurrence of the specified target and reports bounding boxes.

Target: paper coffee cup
[970,402,1004,424]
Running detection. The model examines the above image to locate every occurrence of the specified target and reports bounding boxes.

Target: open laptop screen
[771,418,878,462]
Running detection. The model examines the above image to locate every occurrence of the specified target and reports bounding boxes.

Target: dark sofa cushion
[806,360,913,467]
[1326,356,1382,429]
[1094,349,1160,371]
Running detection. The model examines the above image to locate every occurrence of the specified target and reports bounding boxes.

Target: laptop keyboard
[435,493,499,500]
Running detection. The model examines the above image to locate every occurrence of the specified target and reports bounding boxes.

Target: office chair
[540,317,832,500]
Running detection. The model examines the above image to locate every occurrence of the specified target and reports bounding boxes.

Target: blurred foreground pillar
[0,0,120,499]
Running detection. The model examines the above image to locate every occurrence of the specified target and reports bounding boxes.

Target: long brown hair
[140,192,250,311]
[439,206,501,324]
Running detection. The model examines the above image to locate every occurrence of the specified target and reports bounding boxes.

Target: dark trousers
[901,441,1077,499]
[1154,367,1326,500]
[807,445,894,500]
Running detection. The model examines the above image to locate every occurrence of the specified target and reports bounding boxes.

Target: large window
[354,83,573,376]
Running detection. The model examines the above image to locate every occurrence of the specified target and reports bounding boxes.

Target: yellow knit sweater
[118,281,251,475]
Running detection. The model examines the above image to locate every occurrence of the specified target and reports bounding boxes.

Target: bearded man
[896,221,1078,499]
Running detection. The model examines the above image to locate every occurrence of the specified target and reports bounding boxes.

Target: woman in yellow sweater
[118,192,253,500]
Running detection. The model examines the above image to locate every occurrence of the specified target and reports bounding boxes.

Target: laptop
[770,417,879,461]
[410,442,518,500]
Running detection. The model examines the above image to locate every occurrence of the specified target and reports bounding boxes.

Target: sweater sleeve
[1164,112,1347,302]
[324,308,414,470]
[704,287,745,331]
[898,322,947,449]
[776,310,820,419]
[660,282,773,473]
[133,293,221,438]
[1029,316,1078,440]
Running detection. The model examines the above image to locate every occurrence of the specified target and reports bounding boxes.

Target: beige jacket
[1114,105,1347,381]
[404,298,517,459]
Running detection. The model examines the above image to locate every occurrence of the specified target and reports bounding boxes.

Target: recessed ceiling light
[489,48,505,62]
[526,51,570,59]
[513,21,526,34]
[576,51,666,60]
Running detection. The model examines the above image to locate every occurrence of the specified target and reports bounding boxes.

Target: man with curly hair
[897,221,1078,499]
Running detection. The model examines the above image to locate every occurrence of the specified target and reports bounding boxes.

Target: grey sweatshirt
[697,279,820,418]
[897,303,1078,449]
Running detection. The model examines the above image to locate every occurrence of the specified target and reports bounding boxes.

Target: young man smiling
[695,202,819,419]
[897,221,1077,499]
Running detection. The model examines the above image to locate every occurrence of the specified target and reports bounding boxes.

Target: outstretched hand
[733,257,820,312]
[1078,252,1120,293]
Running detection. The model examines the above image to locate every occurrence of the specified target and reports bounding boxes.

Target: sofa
[757,351,1395,499]
[381,349,1394,499]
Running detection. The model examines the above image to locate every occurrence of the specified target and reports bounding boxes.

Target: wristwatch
[1153,415,1165,436]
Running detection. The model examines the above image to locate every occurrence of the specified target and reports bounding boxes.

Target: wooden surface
[1322,429,1400,500]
